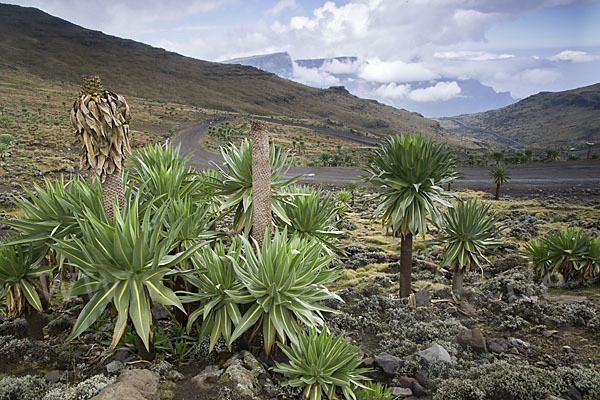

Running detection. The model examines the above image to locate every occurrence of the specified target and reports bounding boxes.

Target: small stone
[398,376,415,388]
[562,346,573,353]
[106,360,124,374]
[374,352,403,376]
[414,290,430,307]
[119,369,159,399]
[44,370,62,383]
[445,306,458,315]
[487,339,508,354]
[412,380,428,397]
[418,343,452,364]
[192,365,222,389]
[543,330,559,338]
[151,304,170,321]
[456,328,487,353]
[536,361,549,367]
[414,370,429,387]
[391,387,413,397]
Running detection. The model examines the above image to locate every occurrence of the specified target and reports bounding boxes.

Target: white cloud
[291,63,340,88]
[408,82,462,102]
[266,0,296,16]
[371,81,461,103]
[321,59,364,75]
[549,50,599,63]
[434,51,514,61]
[373,83,411,99]
[519,68,560,85]
[359,59,438,83]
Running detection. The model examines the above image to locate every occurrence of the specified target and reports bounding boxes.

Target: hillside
[0,4,469,146]
[438,83,600,149]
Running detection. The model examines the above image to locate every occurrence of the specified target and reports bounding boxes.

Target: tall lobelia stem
[251,120,271,248]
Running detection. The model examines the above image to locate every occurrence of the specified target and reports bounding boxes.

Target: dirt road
[173,120,600,196]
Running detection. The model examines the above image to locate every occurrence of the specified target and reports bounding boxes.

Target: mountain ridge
[0,3,461,145]
[438,83,600,149]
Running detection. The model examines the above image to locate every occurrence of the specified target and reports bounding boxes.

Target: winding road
[173,118,600,196]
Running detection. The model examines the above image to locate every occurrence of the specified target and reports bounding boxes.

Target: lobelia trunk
[399,232,413,298]
[24,307,44,340]
[495,183,500,200]
[100,171,125,220]
[250,121,271,248]
[452,269,465,292]
[136,333,156,362]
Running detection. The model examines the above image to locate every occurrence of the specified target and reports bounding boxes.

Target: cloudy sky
[9,0,600,105]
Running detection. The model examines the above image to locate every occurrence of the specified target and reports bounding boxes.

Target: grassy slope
[0,4,478,150]
[438,83,600,149]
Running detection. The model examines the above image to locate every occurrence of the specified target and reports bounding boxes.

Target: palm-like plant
[227,229,341,355]
[50,196,202,358]
[0,143,10,160]
[524,228,600,280]
[0,243,53,339]
[490,164,510,200]
[347,181,359,206]
[279,185,345,255]
[522,238,551,278]
[273,328,371,400]
[209,139,300,234]
[6,177,106,251]
[128,143,209,209]
[70,76,131,217]
[363,134,458,297]
[180,241,245,352]
[432,199,502,291]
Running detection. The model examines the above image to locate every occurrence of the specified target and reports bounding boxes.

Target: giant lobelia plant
[273,328,371,400]
[227,228,341,355]
[432,199,502,291]
[70,75,131,217]
[279,185,345,255]
[209,138,300,234]
[180,240,246,352]
[363,134,458,297]
[0,243,53,339]
[50,194,203,358]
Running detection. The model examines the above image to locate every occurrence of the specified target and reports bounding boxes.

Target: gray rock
[414,290,430,308]
[374,352,403,376]
[487,338,508,354]
[412,380,428,397]
[92,369,159,400]
[456,328,487,353]
[151,304,170,321]
[391,386,413,397]
[192,365,223,389]
[418,343,452,364]
[44,370,62,383]
[222,351,267,397]
[106,360,124,374]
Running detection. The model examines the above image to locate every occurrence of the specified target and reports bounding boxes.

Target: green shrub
[0,375,48,400]
[0,133,14,145]
[522,228,600,280]
[273,328,371,400]
[355,382,393,400]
